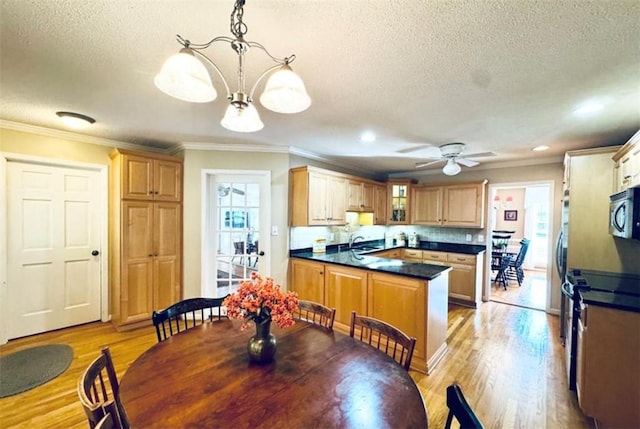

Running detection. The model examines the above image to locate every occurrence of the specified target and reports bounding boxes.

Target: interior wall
[494,188,526,239]
[182,149,290,297]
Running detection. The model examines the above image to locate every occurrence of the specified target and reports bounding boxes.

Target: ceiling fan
[217,185,245,197]
[414,143,496,175]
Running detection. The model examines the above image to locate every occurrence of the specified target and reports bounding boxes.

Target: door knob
[91,250,99,256]
[258,251,265,256]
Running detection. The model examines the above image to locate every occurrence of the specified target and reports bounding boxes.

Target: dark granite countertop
[579,290,640,313]
[290,249,451,281]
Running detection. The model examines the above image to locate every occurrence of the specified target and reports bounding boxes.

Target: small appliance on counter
[408,233,420,248]
[395,232,406,246]
[312,238,326,253]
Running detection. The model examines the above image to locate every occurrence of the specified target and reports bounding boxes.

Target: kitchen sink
[351,245,384,253]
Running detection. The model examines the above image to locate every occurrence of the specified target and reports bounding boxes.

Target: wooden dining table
[119,319,428,428]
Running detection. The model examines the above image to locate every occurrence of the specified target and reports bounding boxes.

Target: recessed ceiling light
[56,111,96,129]
[360,130,376,143]
[532,145,549,152]
[572,100,604,117]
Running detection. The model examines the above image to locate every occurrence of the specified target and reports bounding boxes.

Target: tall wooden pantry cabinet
[109,149,183,331]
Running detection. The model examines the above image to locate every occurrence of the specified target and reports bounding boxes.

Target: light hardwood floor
[0,302,594,429]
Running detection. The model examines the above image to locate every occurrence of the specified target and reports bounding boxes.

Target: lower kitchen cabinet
[288,259,325,304]
[325,265,368,330]
[288,257,449,374]
[577,305,640,428]
[419,251,484,308]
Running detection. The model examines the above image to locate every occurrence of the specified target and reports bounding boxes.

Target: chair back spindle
[349,311,416,371]
[152,296,229,342]
[295,300,336,329]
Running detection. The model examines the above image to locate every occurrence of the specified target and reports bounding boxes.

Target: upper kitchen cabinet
[112,149,182,202]
[289,166,347,226]
[613,130,640,191]
[411,181,487,228]
[346,179,375,212]
[373,183,388,225]
[387,179,416,224]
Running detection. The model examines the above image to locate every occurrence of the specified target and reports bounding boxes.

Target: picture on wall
[504,210,518,221]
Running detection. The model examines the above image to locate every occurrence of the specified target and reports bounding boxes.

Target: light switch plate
[271,226,278,236]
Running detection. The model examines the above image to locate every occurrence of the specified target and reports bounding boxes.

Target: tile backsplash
[290,222,485,250]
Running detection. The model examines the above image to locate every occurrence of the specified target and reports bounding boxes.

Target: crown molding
[178,142,290,154]
[288,147,381,176]
[0,119,163,152]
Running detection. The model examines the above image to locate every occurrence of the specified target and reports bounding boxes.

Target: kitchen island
[289,243,466,374]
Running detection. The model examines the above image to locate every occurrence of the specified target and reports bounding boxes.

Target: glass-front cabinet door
[388,180,413,224]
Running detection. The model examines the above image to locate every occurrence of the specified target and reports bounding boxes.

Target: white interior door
[202,170,270,297]
[6,161,102,339]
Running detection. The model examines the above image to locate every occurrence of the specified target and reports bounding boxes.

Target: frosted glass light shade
[259,64,311,113]
[442,159,461,176]
[221,103,264,132]
[154,48,217,103]
[56,111,95,129]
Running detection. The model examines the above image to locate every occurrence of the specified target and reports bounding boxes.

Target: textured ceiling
[1,0,639,176]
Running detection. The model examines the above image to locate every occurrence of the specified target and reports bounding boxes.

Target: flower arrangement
[223,272,299,330]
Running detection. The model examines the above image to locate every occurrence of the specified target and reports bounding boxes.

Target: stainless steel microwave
[609,188,640,239]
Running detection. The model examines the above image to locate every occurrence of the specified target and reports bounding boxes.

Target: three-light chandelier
[154,0,311,133]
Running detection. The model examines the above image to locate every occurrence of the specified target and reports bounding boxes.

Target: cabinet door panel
[122,155,153,200]
[412,186,442,225]
[154,160,182,202]
[327,176,347,224]
[289,259,324,303]
[122,260,153,323]
[154,258,179,311]
[308,172,328,224]
[123,202,153,260]
[448,263,474,300]
[373,184,387,224]
[155,203,181,258]
[443,184,483,227]
[325,265,367,328]
[368,273,426,361]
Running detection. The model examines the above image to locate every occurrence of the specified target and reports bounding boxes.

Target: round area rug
[0,344,73,398]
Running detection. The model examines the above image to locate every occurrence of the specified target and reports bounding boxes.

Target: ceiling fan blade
[415,159,445,168]
[462,151,496,158]
[456,157,480,167]
[231,187,245,195]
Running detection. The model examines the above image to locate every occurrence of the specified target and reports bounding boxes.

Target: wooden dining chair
[95,406,121,429]
[295,300,336,329]
[445,383,485,429]
[349,311,417,371]
[152,296,229,342]
[77,347,129,429]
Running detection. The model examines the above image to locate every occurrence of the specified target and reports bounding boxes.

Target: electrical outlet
[329,233,335,242]
[478,234,484,242]
[466,234,472,242]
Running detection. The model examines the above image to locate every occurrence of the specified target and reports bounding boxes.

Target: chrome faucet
[349,235,365,249]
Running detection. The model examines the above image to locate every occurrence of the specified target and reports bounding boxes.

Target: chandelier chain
[230,0,248,39]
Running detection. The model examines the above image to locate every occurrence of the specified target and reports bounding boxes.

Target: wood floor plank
[0,302,594,428]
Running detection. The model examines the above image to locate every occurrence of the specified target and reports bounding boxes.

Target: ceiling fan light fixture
[442,159,461,176]
[56,111,95,129]
[156,0,309,132]
[154,48,217,103]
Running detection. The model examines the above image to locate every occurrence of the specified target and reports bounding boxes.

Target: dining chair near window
[507,238,531,287]
[493,252,515,290]
[77,347,129,429]
[295,300,336,329]
[152,296,229,342]
[445,383,485,429]
[349,311,416,371]
[232,241,245,265]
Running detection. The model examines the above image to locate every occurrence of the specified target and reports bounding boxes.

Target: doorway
[201,170,271,297]
[1,154,108,344]
[486,181,553,311]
